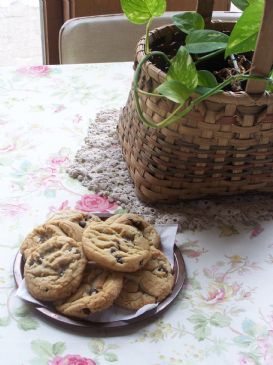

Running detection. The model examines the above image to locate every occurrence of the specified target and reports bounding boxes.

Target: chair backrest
[59,12,240,64]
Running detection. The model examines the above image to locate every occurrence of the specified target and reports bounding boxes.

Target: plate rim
[13,245,186,329]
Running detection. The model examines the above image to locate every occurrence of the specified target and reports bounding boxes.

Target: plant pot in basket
[118,0,273,203]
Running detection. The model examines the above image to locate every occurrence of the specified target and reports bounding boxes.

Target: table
[1,62,273,365]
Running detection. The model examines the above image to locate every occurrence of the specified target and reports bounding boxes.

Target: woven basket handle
[196,0,273,95]
[196,0,214,27]
[246,0,273,94]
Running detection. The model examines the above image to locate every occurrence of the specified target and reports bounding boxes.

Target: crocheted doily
[67,109,273,232]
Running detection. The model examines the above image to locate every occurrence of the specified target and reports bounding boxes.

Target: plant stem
[145,17,153,54]
[195,48,225,65]
[162,74,266,128]
[134,54,270,129]
[137,88,162,97]
[133,51,171,128]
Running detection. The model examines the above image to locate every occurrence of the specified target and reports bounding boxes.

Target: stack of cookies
[20,211,175,319]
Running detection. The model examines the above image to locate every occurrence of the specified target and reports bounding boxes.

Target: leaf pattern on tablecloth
[88,339,119,363]
[1,63,273,365]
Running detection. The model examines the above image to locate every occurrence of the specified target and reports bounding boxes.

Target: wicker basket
[118,0,273,203]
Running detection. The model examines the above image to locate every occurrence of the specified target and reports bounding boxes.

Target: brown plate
[13,225,186,329]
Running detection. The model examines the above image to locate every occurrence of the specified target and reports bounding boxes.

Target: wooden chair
[59,11,240,64]
[41,0,231,64]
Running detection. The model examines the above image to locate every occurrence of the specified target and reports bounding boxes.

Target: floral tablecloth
[1,63,273,365]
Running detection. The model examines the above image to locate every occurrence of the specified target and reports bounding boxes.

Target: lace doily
[67,109,273,232]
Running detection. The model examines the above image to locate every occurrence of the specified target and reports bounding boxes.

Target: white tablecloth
[1,63,273,365]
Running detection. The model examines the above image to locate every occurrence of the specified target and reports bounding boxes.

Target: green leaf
[14,305,29,317]
[0,316,10,326]
[234,335,253,347]
[198,70,218,88]
[231,0,249,11]
[194,323,211,341]
[242,319,260,337]
[31,340,53,358]
[266,70,273,93]
[52,342,66,356]
[225,0,264,57]
[167,46,198,90]
[188,313,208,326]
[186,30,229,54]
[107,344,120,350]
[104,352,118,362]
[172,12,204,34]
[18,317,39,331]
[187,275,201,290]
[266,82,273,93]
[209,338,229,355]
[156,80,191,103]
[210,312,231,327]
[89,339,105,355]
[121,0,166,24]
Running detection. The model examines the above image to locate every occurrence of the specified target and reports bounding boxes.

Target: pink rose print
[0,203,28,217]
[54,104,66,113]
[48,354,96,365]
[239,355,256,365]
[0,143,16,152]
[50,156,69,167]
[204,282,240,304]
[48,200,70,216]
[50,156,69,172]
[250,224,264,239]
[75,194,118,213]
[48,155,69,174]
[17,65,51,77]
[73,114,83,124]
[206,287,225,304]
[258,330,273,364]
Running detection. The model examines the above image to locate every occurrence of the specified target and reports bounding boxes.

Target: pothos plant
[120,0,273,128]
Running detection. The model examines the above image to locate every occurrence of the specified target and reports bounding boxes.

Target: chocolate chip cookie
[82,222,151,272]
[55,266,123,318]
[20,219,84,259]
[49,220,83,242]
[24,236,87,301]
[20,224,67,259]
[105,213,160,248]
[115,248,174,310]
[47,209,101,229]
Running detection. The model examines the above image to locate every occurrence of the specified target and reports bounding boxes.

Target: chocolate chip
[129,219,143,230]
[123,239,134,246]
[139,260,144,266]
[36,258,42,265]
[116,256,124,264]
[28,260,34,267]
[158,266,167,273]
[39,234,51,243]
[79,220,86,228]
[82,308,91,315]
[58,268,65,276]
[110,247,117,253]
[89,288,99,295]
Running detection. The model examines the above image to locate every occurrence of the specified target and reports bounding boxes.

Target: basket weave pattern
[118,24,273,203]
